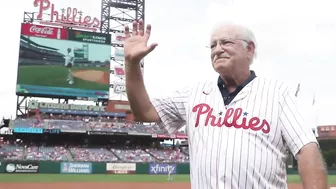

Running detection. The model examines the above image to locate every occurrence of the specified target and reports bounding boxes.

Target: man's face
[210,26,252,74]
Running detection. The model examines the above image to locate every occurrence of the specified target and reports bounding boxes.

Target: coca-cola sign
[29,25,54,35]
[21,23,68,39]
[34,0,101,32]
[114,32,125,44]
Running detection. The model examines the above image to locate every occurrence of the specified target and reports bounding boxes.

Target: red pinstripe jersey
[151,77,318,189]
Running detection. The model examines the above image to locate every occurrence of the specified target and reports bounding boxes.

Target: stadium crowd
[0,142,189,163]
[11,113,181,135]
[0,112,189,163]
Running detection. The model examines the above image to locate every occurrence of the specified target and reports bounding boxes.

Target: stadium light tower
[100,0,145,101]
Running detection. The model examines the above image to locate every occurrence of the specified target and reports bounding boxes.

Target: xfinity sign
[148,163,176,175]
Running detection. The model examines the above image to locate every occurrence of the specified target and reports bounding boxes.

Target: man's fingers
[145,24,152,38]
[138,20,144,36]
[145,43,158,54]
[132,21,138,35]
[124,25,131,38]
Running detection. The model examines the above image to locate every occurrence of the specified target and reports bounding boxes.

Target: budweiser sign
[33,0,101,32]
[21,23,68,39]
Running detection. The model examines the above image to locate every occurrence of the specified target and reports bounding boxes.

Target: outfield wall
[0,161,335,175]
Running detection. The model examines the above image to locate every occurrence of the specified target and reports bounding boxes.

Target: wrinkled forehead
[210,26,241,43]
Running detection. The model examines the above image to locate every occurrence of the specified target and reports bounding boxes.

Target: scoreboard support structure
[16,96,28,117]
[100,0,145,36]
[100,0,145,100]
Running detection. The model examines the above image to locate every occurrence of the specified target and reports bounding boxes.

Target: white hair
[211,22,257,64]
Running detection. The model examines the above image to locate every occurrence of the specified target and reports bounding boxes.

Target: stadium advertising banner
[111,82,126,94]
[21,23,68,39]
[13,127,43,134]
[43,129,61,134]
[4,162,39,173]
[148,163,177,175]
[151,133,188,139]
[60,162,92,174]
[16,23,111,100]
[87,131,128,136]
[114,48,124,61]
[68,30,110,45]
[27,100,126,117]
[113,32,125,44]
[106,163,136,174]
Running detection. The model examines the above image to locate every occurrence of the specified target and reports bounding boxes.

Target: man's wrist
[125,59,141,69]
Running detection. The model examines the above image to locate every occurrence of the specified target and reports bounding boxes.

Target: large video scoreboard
[16,23,111,101]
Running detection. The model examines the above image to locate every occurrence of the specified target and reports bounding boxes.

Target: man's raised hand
[124,20,158,64]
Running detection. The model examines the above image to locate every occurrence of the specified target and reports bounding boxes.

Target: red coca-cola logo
[116,35,125,41]
[29,25,55,35]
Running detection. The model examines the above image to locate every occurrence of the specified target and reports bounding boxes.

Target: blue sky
[0,0,335,128]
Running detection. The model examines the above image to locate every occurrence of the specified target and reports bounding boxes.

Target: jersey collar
[217,70,257,89]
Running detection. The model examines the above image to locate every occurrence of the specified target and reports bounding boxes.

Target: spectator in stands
[65,48,75,84]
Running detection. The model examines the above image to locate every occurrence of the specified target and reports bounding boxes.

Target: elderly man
[124,20,327,189]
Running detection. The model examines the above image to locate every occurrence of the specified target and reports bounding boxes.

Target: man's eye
[221,40,233,45]
[210,44,216,48]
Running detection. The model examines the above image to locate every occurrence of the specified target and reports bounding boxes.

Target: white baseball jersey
[151,76,318,189]
[64,53,74,66]
[168,166,173,174]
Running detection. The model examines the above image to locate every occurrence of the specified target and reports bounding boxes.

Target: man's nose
[212,44,224,57]
[213,43,225,53]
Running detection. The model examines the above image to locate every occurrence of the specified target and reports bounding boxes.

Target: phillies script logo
[29,25,54,35]
[192,103,270,134]
[34,0,100,31]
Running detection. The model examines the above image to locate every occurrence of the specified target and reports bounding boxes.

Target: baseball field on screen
[0,174,335,189]
[17,65,110,91]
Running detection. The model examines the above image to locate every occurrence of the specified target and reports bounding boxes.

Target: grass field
[0,174,335,184]
[17,65,109,90]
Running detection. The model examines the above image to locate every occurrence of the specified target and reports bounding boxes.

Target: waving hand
[124,20,158,64]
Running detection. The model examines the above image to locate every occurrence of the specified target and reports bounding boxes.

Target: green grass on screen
[17,65,109,90]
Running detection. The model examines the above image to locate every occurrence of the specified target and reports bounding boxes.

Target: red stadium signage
[114,32,125,44]
[175,134,188,139]
[33,0,101,32]
[152,134,188,139]
[21,23,68,39]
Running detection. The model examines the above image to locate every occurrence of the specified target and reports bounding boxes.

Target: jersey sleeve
[150,87,191,135]
[278,86,318,159]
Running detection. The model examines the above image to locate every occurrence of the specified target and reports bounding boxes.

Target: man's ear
[246,41,256,59]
